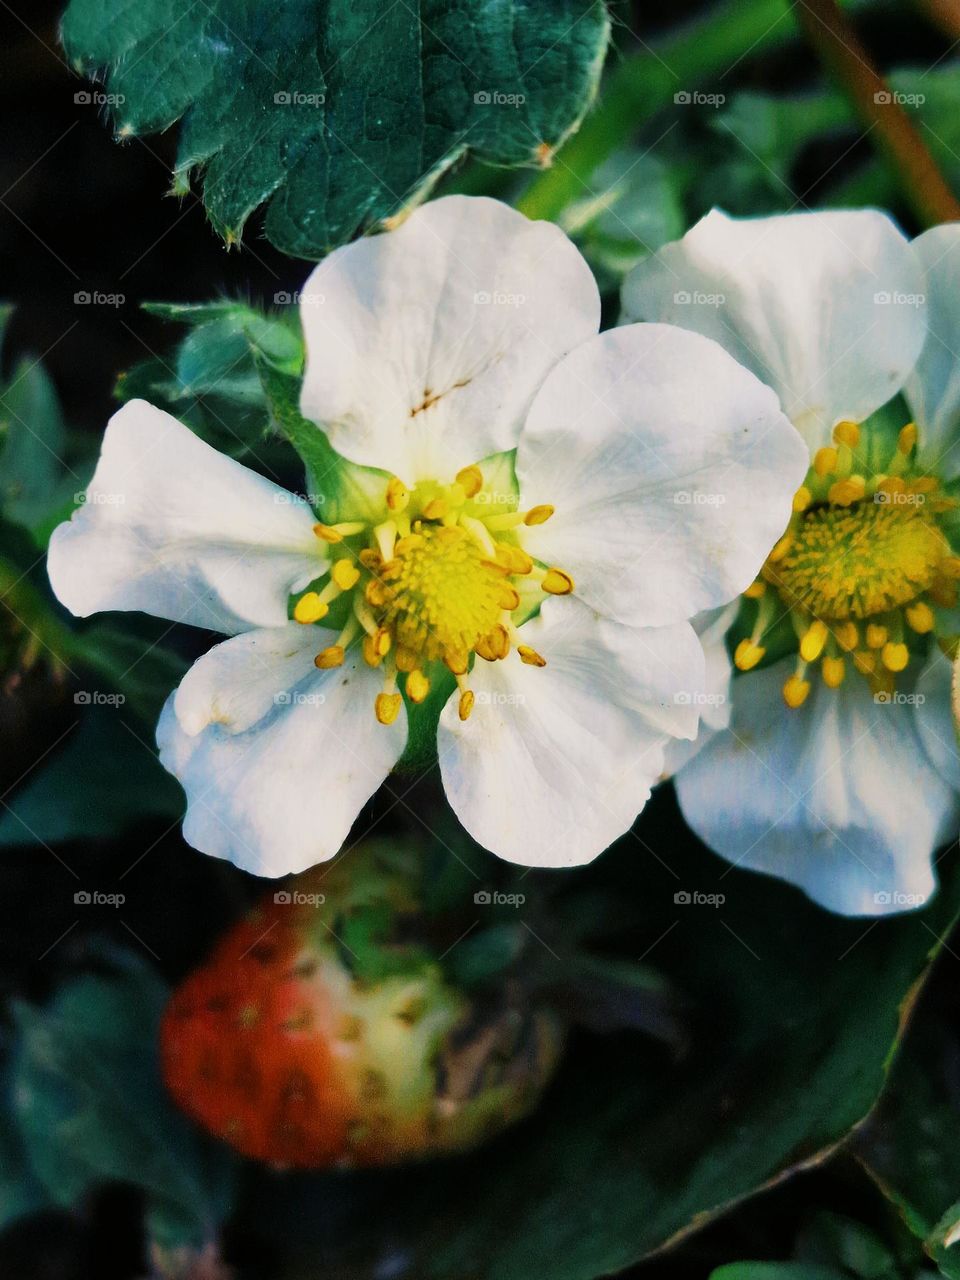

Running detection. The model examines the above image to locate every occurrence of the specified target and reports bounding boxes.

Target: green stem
[517,0,798,221]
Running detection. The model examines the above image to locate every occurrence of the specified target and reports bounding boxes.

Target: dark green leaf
[0,359,77,543]
[61,0,610,258]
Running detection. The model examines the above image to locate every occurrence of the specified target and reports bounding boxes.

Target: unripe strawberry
[160,845,563,1168]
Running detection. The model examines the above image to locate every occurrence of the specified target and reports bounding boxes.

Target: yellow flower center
[289,463,573,724]
[734,419,960,707]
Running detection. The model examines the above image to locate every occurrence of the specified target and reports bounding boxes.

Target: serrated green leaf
[61,0,610,259]
[11,954,234,1251]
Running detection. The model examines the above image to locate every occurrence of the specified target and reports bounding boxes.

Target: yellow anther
[931,582,959,608]
[906,600,935,634]
[455,465,484,499]
[799,619,829,663]
[421,497,448,521]
[898,422,918,454]
[783,674,811,708]
[833,420,860,448]
[542,567,574,596]
[814,446,839,478]
[835,621,859,651]
[373,627,392,656]
[792,486,812,513]
[734,639,766,671]
[822,655,846,688]
[881,641,910,672]
[375,692,402,725]
[865,623,888,650]
[365,579,390,608]
[476,624,510,662]
[313,523,343,543]
[395,646,419,673]
[332,559,360,590]
[767,533,793,563]
[743,580,766,599]
[358,547,382,571]
[386,477,409,512]
[498,583,521,611]
[827,475,866,507]
[393,534,424,558]
[524,504,554,526]
[363,633,385,667]
[853,649,876,675]
[495,542,534,575]
[314,645,345,670]
[518,645,547,667]
[406,669,430,703]
[908,476,939,494]
[941,557,960,579]
[444,648,469,676]
[458,689,475,721]
[294,592,328,624]
[876,475,905,496]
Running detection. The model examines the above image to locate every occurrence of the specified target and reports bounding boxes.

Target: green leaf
[0,359,77,543]
[709,1267,850,1280]
[11,953,234,1251]
[0,706,183,846]
[0,1058,51,1231]
[245,835,960,1280]
[60,0,610,259]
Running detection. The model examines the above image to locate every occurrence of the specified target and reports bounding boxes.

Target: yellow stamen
[799,619,828,663]
[294,592,328,624]
[734,639,766,671]
[744,580,766,599]
[767,533,793,563]
[517,645,547,667]
[783,673,811,708]
[375,692,402,725]
[458,689,475,721]
[421,497,448,521]
[833,420,860,448]
[898,422,918,454]
[524,504,555,526]
[865,623,888,650]
[476,624,510,661]
[827,475,866,507]
[905,600,935,633]
[542,567,574,596]
[835,621,859,651]
[332,559,360,591]
[313,521,365,543]
[386,477,409,512]
[315,645,345,669]
[395,646,419,673]
[793,486,812,513]
[822,655,846,688]
[814,446,838,478]
[881,641,909,672]
[406,669,430,703]
[455,464,483,498]
[495,542,534,575]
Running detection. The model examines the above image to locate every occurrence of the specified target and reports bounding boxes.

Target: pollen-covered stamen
[289,464,575,722]
[737,419,960,706]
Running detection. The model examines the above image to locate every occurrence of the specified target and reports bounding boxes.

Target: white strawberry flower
[48,196,805,877]
[624,208,960,916]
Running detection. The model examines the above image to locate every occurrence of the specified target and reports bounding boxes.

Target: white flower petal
[47,401,325,634]
[621,208,926,450]
[515,324,808,628]
[437,596,703,867]
[904,224,960,475]
[299,195,600,485]
[661,603,737,777]
[675,660,958,916]
[157,626,406,876]
[914,650,960,791]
